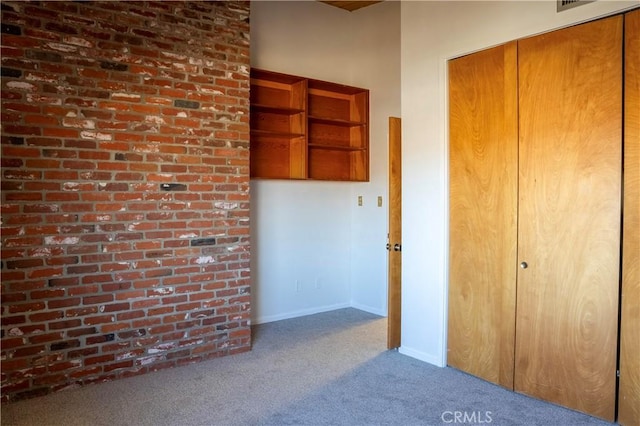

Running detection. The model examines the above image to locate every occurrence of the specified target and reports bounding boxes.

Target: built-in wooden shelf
[307,144,367,151]
[308,116,365,127]
[253,104,305,115]
[250,68,369,181]
[250,130,305,138]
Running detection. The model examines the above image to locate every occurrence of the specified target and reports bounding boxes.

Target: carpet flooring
[1,308,614,425]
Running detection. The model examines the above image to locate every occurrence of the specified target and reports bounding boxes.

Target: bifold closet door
[515,15,623,422]
[448,41,518,389]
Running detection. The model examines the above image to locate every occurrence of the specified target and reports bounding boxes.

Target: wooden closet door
[619,8,640,426]
[448,41,518,389]
[515,16,622,421]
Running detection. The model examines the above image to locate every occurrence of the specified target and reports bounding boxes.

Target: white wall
[250,1,401,323]
[400,0,638,366]
[349,1,401,316]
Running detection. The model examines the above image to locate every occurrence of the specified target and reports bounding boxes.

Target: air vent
[557,0,594,12]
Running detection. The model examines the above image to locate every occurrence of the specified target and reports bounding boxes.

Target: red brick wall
[0,0,251,402]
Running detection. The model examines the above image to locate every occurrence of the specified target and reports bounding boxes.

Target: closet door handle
[520,261,528,269]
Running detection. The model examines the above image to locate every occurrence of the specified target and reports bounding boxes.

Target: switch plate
[358,196,363,206]
[377,196,383,207]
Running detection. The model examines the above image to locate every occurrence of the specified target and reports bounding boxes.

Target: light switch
[377,196,383,207]
[358,196,363,206]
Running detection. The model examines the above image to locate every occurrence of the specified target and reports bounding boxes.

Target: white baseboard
[398,345,445,367]
[253,302,351,324]
[350,302,386,317]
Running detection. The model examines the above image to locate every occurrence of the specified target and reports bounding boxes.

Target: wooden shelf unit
[250,68,369,181]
